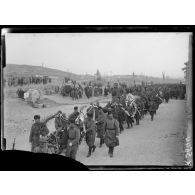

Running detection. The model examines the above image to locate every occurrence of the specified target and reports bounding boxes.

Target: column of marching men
[29,84,169,159]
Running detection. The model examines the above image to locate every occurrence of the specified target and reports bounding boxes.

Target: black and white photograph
[1,28,193,169]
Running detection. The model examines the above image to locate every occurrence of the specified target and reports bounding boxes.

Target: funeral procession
[2,33,192,166]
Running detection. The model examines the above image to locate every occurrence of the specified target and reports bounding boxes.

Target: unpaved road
[3,94,111,151]
[4,96,187,166]
[77,99,187,166]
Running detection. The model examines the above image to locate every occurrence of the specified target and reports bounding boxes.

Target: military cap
[34,115,40,120]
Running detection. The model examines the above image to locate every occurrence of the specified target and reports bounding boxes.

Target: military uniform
[134,109,140,125]
[125,105,135,128]
[68,112,79,123]
[29,122,49,152]
[84,117,96,157]
[103,117,120,157]
[148,101,156,121]
[96,109,106,147]
[55,115,68,152]
[111,106,118,120]
[66,123,80,160]
[116,105,125,132]
[29,113,59,152]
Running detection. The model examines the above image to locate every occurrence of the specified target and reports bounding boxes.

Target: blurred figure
[66,119,80,160]
[96,107,106,147]
[84,112,96,157]
[103,111,120,158]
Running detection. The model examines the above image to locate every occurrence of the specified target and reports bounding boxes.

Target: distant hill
[4,64,183,84]
[105,74,184,84]
[4,64,95,81]
[4,64,77,78]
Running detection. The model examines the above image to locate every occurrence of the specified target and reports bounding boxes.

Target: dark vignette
[0,25,194,171]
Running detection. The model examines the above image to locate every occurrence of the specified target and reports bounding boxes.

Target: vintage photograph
[1,30,193,167]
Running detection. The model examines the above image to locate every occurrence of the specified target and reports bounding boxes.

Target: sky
[5,32,191,78]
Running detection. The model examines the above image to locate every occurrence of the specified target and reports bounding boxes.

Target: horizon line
[5,63,184,80]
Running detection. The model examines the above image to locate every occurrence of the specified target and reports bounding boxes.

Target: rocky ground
[3,89,187,166]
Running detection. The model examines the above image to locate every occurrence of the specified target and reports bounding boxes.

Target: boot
[109,147,113,158]
[99,139,103,148]
[87,147,92,157]
[108,147,111,154]
[92,145,96,152]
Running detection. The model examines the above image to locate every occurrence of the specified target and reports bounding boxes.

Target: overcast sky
[5,32,190,78]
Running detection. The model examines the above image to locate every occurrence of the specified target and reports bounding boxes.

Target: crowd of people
[28,82,186,159]
[5,75,52,87]
[60,79,106,100]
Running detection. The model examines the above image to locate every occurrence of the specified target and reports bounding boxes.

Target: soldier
[117,104,126,133]
[84,112,96,157]
[110,103,118,121]
[68,106,80,124]
[96,107,106,147]
[148,100,156,121]
[55,112,68,154]
[134,108,141,125]
[104,87,108,96]
[125,105,134,129]
[29,111,61,152]
[103,111,120,158]
[66,119,80,160]
[164,91,170,103]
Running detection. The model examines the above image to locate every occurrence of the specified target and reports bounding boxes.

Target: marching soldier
[55,112,68,154]
[103,111,120,158]
[66,119,80,160]
[125,103,135,128]
[148,100,156,121]
[68,106,80,124]
[84,112,96,157]
[29,111,61,152]
[96,107,106,147]
[117,104,126,133]
[134,107,141,125]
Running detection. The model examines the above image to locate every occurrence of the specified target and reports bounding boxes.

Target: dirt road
[77,99,187,166]
[3,94,111,150]
[4,96,187,166]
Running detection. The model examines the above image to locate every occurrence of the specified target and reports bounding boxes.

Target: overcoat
[103,118,119,148]
[84,118,96,147]
[96,110,106,138]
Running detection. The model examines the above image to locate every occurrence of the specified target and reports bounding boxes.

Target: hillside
[4,64,183,84]
[4,64,96,82]
[4,64,79,78]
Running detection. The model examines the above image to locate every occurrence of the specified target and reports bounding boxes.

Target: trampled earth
[4,93,187,166]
